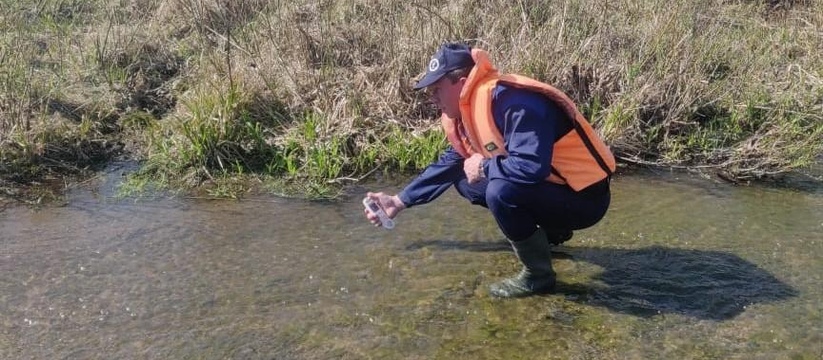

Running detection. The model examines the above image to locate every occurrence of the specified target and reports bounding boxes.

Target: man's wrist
[392,195,407,211]
[478,160,486,179]
[395,193,411,210]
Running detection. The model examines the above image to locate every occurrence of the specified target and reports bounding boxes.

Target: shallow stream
[1,169,821,359]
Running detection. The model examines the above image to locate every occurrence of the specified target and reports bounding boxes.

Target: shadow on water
[406,240,798,321]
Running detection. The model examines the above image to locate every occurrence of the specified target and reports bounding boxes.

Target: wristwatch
[478,160,486,179]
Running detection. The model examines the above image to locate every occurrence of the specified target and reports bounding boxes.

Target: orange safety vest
[441,49,616,191]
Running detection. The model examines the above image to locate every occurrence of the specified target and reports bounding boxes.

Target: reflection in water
[1,171,821,359]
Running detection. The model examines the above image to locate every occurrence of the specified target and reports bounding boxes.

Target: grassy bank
[1,0,821,201]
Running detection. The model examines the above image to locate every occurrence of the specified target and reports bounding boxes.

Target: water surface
[1,171,821,359]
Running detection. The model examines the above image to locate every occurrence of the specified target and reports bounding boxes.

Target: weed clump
[1,0,821,201]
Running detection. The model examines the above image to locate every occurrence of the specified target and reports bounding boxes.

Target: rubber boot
[489,228,557,298]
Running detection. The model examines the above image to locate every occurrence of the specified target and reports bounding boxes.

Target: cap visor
[413,72,444,90]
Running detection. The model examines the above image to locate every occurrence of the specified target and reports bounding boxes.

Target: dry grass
[1,0,821,199]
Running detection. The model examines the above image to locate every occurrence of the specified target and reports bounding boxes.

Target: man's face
[427,76,465,119]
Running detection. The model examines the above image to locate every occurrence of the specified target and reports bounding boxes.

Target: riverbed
[1,170,821,359]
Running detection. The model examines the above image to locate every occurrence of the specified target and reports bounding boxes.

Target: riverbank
[1,0,821,203]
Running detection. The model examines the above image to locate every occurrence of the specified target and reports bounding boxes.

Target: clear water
[1,170,821,359]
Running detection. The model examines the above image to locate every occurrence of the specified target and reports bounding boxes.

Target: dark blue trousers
[454,178,610,242]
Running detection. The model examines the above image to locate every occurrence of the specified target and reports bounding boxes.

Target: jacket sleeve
[398,146,465,207]
[484,85,569,184]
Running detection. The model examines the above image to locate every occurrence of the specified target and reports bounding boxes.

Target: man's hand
[364,192,406,227]
[463,153,486,184]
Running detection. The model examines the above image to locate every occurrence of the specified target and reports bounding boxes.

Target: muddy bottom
[1,170,821,359]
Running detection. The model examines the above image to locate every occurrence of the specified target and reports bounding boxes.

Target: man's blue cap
[413,43,475,90]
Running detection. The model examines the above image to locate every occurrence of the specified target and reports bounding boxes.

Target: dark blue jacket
[398,84,573,207]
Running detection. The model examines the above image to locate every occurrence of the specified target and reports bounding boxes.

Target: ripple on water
[1,173,821,359]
